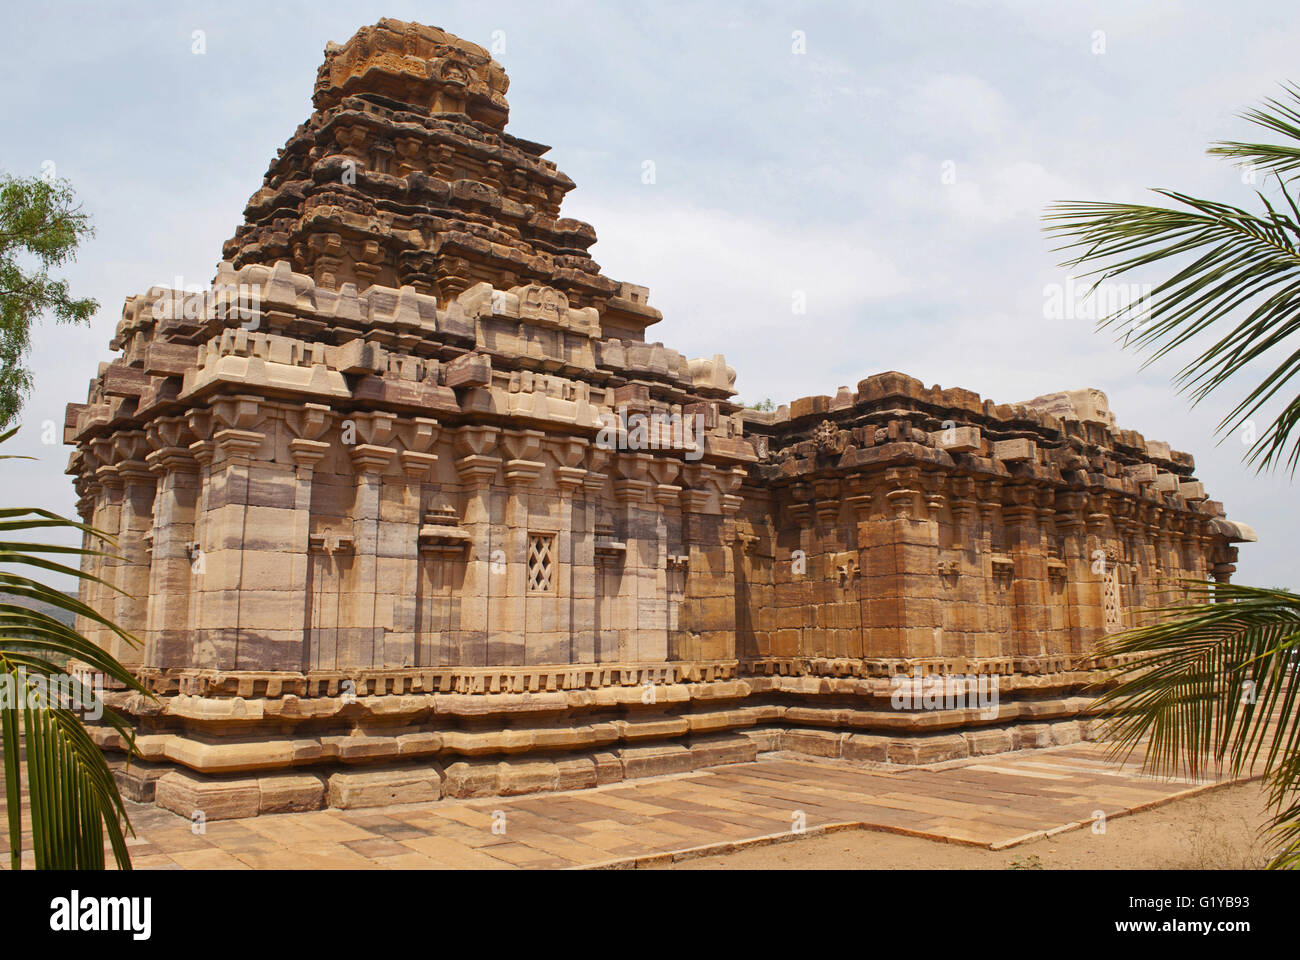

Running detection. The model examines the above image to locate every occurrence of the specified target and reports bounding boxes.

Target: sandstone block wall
[63,19,1254,812]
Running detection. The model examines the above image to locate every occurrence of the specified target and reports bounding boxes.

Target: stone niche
[66,19,1255,817]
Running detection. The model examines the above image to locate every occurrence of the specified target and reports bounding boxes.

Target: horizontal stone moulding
[93,669,1106,773]
[108,704,1107,817]
[143,660,742,699]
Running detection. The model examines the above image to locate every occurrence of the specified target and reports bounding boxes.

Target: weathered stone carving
[64,20,1253,817]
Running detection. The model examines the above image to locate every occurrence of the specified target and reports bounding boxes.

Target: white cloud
[899,72,1013,138]
[2,0,1295,591]
[573,197,911,340]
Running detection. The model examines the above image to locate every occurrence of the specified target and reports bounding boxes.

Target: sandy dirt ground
[660,781,1278,869]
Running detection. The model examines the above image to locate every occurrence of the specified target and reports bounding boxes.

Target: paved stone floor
[2,741,1244,869]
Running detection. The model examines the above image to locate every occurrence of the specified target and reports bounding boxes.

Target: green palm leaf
[0,425,152,870]
[1209,83,1300,180]
[1044,85,1300,474]
[1091,583,1300,868]
[1046,85,1300,869]
[1093,583,1300,778]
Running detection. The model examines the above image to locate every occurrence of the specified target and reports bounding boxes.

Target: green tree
[0,427,147,869]
[1045,85,1300,868]
[0,173,97,427]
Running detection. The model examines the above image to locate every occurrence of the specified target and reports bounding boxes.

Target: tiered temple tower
[64,20,1254,817]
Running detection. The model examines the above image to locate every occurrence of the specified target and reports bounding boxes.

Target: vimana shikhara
[63,18,1252,818]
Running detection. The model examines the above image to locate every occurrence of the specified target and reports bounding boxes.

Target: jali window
[527,534,555,593]
[1103,564,1124,632]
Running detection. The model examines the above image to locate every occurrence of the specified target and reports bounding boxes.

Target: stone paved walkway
[80,741,1253,869]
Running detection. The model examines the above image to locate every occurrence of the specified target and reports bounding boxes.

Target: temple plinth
[64,19,1254,818]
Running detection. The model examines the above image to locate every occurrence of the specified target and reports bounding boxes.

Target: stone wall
[732,371,1249,674]
[64,20,1254,818]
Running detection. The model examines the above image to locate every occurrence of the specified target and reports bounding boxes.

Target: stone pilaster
[76,443,108,656]
[776,481,812,660]
[865,466,937,659]
[1111,496,1137,623]
[453,424,501,667]
[1211,541,1238,590]
[143,416,199,670]
[284,402,333,670]
[185,409,216,670]
[677,463,721,661]
[649,457,682,663]
[1053,492,1090,657]
[976,479,1007,659]
[384,416,437,667]
[947,476,981,659]
[70,460,103,652]
[612,453,654,661]
[90,437,126,664]
[810,475,843,658]
[502,428,545,665]
[583,447,613,662]
[1002,485,1046,661]
[552,436,589,663]
[845,474,873,661]
[918,471,949,660]
[714,467,744,662]
[347,411,398,670]
[205,396,268,671]
[1130,501,1160,622]
[113,436,155,666]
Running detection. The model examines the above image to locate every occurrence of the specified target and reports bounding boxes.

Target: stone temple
[65,20,1254,818]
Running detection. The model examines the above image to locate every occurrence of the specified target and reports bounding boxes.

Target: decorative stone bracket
[990,554,1014,588]
[594,521,626,560]
[309,532,355,555]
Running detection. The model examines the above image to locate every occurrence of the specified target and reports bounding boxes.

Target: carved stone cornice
[284,402,333,442]
[505,459,545,487]
[1054,491,1088,534]
[94,463,123,492]
[884,467,921,520]
[613,478,652,503]
[843,474,874,522]
[580,470,606,497]
[454,424,499,459]
[211,394,264,432]
[919,471,946,515]
[290,438,331,469]
[501,428,544,464]
[117,459,154,488]
[185,408,214,444]
[549,436,588,470]
[188,439,216,468]
[350,443,397,475]
[214,428,265,464]
[348,410,397,448]
[455,454,501,487]
[399,450,437,480]
[812,477,841,526]
[975,479,1003,519]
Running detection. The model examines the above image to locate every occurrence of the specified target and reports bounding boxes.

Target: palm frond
[0,428,153,870]
[1264,754,1300,869]
[1044,186,1300,473]
[1091,582,1300,866]
[1209,82,1300,180]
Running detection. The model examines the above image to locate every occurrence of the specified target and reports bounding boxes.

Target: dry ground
[661,780,1277,869]
[1,742,1278,869]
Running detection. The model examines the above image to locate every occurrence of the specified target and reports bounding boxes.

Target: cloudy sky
[2,0,1295,589]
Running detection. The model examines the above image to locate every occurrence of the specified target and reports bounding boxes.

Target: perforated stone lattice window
[1103,564,1124,632]
[527,534,555,593]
